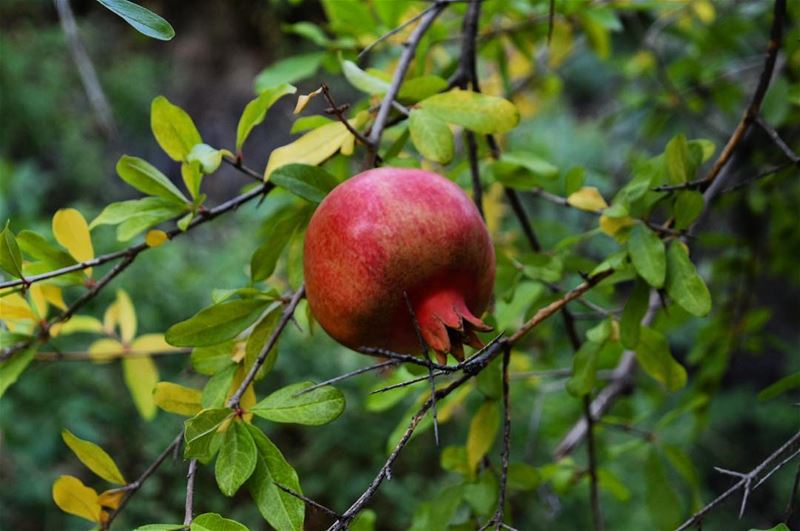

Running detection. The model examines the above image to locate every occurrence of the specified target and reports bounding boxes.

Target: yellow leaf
[52,475,103,523]
[599,215,636,237]
[88,338,125,361]
[264,121,350,178]
[145,230,168,248]
[52,209,94,276]
[130,334,182,355]
[229,365,255,422]
[62,429,126,485]
[567,187,608,212]
[123,356,159,420]
[549,19,574,68]
[115,290,137,344]
[153,382,202,416]
[103,300,119,336]
[482,183,506,239]
[0,293,37,320]
[29,284,47,318]
[293,86,324,114]
[692,0,715,24]
[55,315,105,336]
[466,400,500,475]
[97,489,124,511]
[42,284,67,310]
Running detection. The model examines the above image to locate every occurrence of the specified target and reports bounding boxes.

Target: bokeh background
[1,1,799,530]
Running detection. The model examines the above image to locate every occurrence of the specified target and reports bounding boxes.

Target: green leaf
[247,424,304,531]
[598,468,631,501]
[186,144,223,175]
[687,139,716,163]
[502,151,559,181]
[350,509,376,531]
[635,327,687,391]
[419,89,520,134]
[150,96,202,161]
[408,109,454,164]
[236,84,297,152]
[290,115,333,134]
[153,382,203,417]
[342,59,391,94]
[184,408,231,463]
[463,471,499,515]
[665,133,696,184]
[673,190,704,230]
[645,449,682,530]
[620,278,650,349]
[507,462,540,491]
[0,222,23,278]
[166,299,271,347]
[254,53,324,92]
[191,342,236,375]
[61,429,126,485]
[476,356,502,400]
[95,0,174,40]
[440,446,470,476]
[758,372,800,401]
[748,525,790,531]
[628,224,666,288]
[564,166,586,195]
[409,483,464,531]
[132,525,186,531]
[566,341,602,396]
[666,242,711,316]
[250,204,310,282]
[244,306,282,381]
[181,161,203,200]
[16,230,75,267]
[215,420,257,496]
[191,513,248,531]
[116,155,189,204]
[398,75,448,102]
[270,164,339,204]
[90,197,188,241]
[202,364,237,409]
[0,347,35,398]
[251,381,345,426]
[466,400,500,474]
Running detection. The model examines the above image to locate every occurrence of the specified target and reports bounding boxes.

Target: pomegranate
[303,167,495,364]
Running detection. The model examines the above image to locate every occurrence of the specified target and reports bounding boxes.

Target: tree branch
[183,459,197,525]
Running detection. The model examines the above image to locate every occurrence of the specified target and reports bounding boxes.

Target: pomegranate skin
[303,167,495,362]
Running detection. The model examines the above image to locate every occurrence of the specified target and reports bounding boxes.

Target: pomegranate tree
[303,167,495,364]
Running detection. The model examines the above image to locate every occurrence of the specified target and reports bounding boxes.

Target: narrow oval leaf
[246,424,304,531]
[154,382,202,416]
[250,205,311,282]
[419,89,519,134]
[115,289,137,344]
[244,307,282,381]
[673,190,705,230]
[191,513,249,531]
[215,420,258,497]
[665,133,696,184]
[123,356,159,420]
[151,96,201,161]
[52,475,102,523]
[567,187,608,212]
[201,364,237,409]
[635,327,687,391]
[116,155,189,204]
[236,84,297,152]
[398,75,448,102]
[90,197,189,239]
[191,341,237,376]
[645,449,682,530]
[0,347,35,398]
[61,429,126,485]
[184,408,232,462]
[186,143,223,175]
[628,224,666,288]
[270,163,339,204]
[666,242,711,316]
[620,278,650,349]
[165,299,270,347]
[264,121,350,178]
[251,381,345,426]
[96,0,174,40]
[566,341,602,397]
[342,59,391,94]
[466,400,500,474]
[52,209,95,271]
[16,230,76,266]
[0,223,23,278]
[758,372,800,401]
[133,525,187,531]
[409,109,454,164]
[254,52,324,92]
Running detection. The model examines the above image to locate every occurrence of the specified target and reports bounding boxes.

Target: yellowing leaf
[466,400,500,475]
[230,365,255,423]
[52,475,103,523]
[29,284,48,318]
[88,338,125,361]
[145,229,168,247]
[483,183,506,239]
[123,356,159,420]
[56,315,104,336]
[115,290,137,344]
[567,187,608,212]
[103,300,119,336]
[97,489,124,511]
[61,429,126,485]
[130,334,181,355]
[154,381,202,416]
[599,215,635,237]
[265,121,350,178]
[692,0,715,24]
[41,285,67,311]
[52,209,94,276]
[293,86,324,114]
[0,293,37,320]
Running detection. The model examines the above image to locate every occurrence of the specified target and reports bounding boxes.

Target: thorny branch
[183,459,198,526]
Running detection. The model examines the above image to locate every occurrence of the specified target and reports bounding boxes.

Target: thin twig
[364,1,448,167]
[584,395,604,531]
[320,84,373,147]
[755,115,800,163]
[183,459,197,525]
[675,430,800,530]
[547,0,556,46]
[481,344,512,530]
[357,3,442,62]
[294,360,400,396]
[369,371,447,394]
[104,431,183,529]
[783,461,800,523]
[227,285,305,409]
[275,482,343,521]
[403,291,440,446]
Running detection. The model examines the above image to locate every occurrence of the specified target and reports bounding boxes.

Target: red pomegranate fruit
[303,167,495,364]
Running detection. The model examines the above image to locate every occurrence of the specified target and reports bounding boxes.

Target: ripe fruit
[303,167,495,364]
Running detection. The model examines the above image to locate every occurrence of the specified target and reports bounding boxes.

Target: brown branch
[320,84,373,147]
[183,459,197,525]
[226,285,305,409]
[103,431,183,529]
[675,430,800,530]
